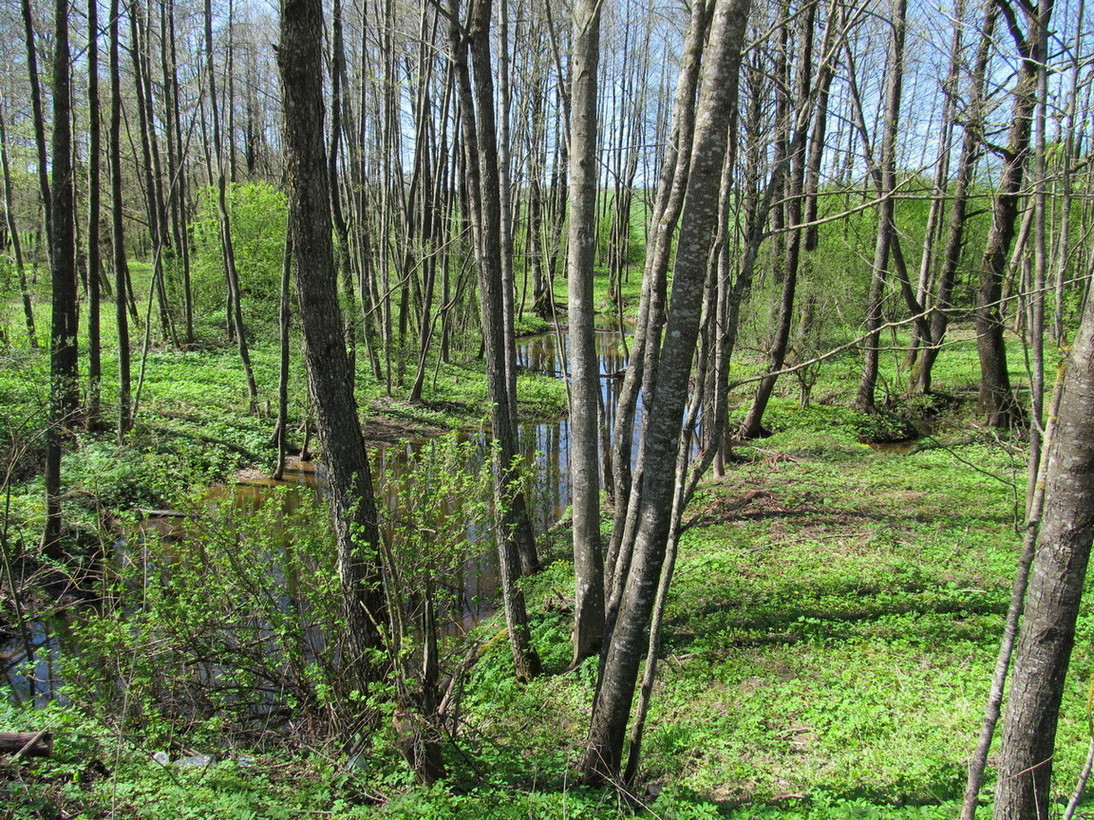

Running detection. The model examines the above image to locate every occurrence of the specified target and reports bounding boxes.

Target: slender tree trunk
[739,0,815,437]
[975,0,1053,428]
[604,0,709,604]
[992,266,1094,820]
[205,0,258,412]
[449,0,541,681]
[42,0,79,559]
[109,0,131,438]
[0,98,37,348]
[130,3,174,345]
[581,0,751,783]
[86,0,103,425]
[853,0,906,413]
[272,226,292,482]
[566,0,605,666]
[915,0,996,394]
[21,0,52,257]
[163,0,193,345]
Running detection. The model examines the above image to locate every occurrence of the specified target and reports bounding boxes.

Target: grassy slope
[3,261,1091,818]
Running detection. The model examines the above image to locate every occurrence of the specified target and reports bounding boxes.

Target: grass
[1,254,1084,818]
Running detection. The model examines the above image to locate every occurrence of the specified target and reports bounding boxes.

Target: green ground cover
[1,232,1084,817]
[5,353,1085,818]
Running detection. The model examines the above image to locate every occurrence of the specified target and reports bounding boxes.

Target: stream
[3,327,630,705]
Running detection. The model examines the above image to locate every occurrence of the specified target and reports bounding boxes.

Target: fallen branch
[1,731,53,758]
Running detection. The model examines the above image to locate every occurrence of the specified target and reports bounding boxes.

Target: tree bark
[86,0,103,425]
[21,0,52,257]
[205,0,259,413]
[992,240,1094,820]
[278,0,388,707]
[0,97,37,348]
[109,0,132,439]
[914,0,996,394]
[975,0,1053,427]
[449,0,541,681]
[580,0,751,783]
[42,0,79,559]
[853,0,906,413]
[566,0,605,667]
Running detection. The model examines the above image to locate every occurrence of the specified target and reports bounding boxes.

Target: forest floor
[3,321,1092,819]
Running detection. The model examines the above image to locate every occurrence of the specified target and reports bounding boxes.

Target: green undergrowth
[6,393,1090,818]
[10,417,1058,820]
[4,270,1084,818]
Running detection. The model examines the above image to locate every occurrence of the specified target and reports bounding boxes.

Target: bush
[189,182,287,337]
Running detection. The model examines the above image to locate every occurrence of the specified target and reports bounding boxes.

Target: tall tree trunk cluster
[11,0,1094,798]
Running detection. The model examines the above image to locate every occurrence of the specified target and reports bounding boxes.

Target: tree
[580,0,752,783]
[565,0,605,666]
[86,0,103,425]
[853,0,906,413]
[278,0,388,707]
[42,0,79,558]
[447,0,541,682]
[0,94,37,348]
[109,0,132,438]
[974,0,1054,427]
[205,0,258,413]
[913,0,996,395]
[991,259,1094,819]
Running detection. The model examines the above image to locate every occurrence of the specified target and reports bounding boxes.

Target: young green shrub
[189,182,287,339]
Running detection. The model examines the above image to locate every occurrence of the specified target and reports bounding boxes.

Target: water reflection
[4,327,634,702]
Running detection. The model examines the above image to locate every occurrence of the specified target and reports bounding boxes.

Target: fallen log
[0,731,53,758]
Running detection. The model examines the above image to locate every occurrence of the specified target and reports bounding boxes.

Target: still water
[3,328,630,704]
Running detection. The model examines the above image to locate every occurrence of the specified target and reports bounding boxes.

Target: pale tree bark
[566,0,605,667]
[853,0,906,413]
[448,0,541,681]
[278,0,388,709]
[992,260,1094,819]
[580,0,751,784]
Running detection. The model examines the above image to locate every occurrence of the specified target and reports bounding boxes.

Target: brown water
[3,328,630,704]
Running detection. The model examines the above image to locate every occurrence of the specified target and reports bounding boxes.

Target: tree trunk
[278,0,388,710]
[915,0,996,394]
[205,0,258,413]
[580,0,751,783]
[42,0,79,559]
[975,0,1053,428]
[109,0,131,439]
[21,0,52,257]
[853,0,906,413]
[449,0,541,681]
[0,97,37,348]
[992,238,1094,820]
[86,0,103,425]
[565,0,605,667]
[738,0,816,439]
